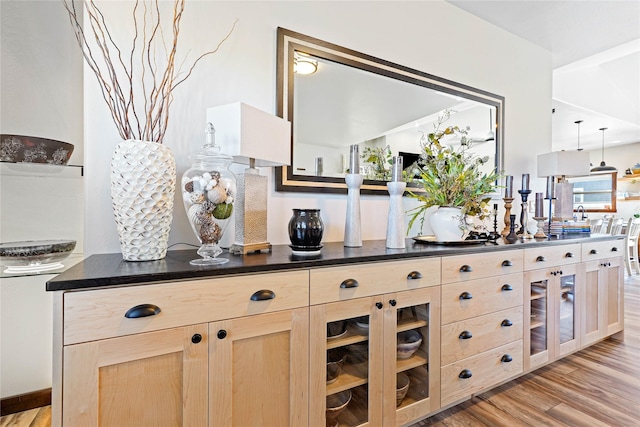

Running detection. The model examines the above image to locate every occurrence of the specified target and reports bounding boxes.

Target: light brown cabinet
[583,256,624,346]
[309,259,441,427]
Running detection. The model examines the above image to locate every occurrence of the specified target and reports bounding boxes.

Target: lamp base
[229,241,272,255]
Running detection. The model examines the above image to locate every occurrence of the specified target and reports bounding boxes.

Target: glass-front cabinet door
[310,286,440,427]
[557,265,578,357]
[526,274,550,370]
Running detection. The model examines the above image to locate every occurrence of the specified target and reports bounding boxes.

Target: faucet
[576,205,586,220]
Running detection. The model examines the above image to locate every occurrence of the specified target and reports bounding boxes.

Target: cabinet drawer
[441,340,523,407]
[441,273,523,324]
[581,239,624,261]
[441,250,523,284]
[524,244,581,270]
[309,258,440,305]
[441,306,523,365]
[63,271,309,345]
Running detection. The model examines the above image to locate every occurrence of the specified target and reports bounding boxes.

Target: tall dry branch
[62,0,237,143]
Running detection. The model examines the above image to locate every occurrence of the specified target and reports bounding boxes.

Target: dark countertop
[46,235,622,292]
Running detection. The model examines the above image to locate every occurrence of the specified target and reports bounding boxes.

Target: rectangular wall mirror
[275,27,505,194]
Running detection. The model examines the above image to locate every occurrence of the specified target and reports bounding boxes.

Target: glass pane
[559,274,576,344]
[326,316,369,426]
[530,280,548,355]
[396,303,430,408]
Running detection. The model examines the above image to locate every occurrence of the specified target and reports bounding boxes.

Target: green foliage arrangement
[407,110,501,233]
[361,145,392,180]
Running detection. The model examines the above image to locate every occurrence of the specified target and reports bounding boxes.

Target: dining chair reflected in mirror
[589,218,605,234]
[624,217,640,276]
[609,217,625,235]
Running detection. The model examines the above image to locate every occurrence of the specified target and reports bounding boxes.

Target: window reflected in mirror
[568,172,617,213]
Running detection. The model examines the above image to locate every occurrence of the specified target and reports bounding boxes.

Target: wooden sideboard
[47,237,624,427]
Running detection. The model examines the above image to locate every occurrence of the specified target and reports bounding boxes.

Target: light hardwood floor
[2,275,638,427]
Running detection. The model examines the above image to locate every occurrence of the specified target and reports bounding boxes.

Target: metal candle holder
[517,189,533,239]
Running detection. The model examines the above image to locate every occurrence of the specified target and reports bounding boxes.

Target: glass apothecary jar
[182,124,236,265]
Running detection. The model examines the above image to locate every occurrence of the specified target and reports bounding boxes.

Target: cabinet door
[385,287,441,427]
[310,296,384,427]
[556,263,580,358]
[583,260,605,346]
[603,257,624,336]
[63,324,208,426]
[209,307,309,427]
[524,269,552,371]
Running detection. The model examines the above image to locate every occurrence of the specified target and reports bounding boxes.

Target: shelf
[396,348,428,373]
[530,319,545,330]
[326,360,368,395]
[397,318,428,333]
[0,253,84,279]
[326,324,368,350]
[0,161,83,178]
[619,173,640,182]
[530,287,546,300]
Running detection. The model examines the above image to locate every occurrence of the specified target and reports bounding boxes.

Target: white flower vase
[429,206,465,242]
[110,140,176,261]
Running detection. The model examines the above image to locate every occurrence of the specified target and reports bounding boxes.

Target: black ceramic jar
[288,209,324,248]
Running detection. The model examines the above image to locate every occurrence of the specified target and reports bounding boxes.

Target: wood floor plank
[545,402,613,427]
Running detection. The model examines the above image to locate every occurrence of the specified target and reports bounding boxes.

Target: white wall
[81,0,553,255]
[0,0,84,165]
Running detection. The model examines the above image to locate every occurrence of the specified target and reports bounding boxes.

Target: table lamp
[206,102,291,254]
[537,150,590,220]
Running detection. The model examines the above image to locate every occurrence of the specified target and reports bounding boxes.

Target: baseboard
[1,388,51,416]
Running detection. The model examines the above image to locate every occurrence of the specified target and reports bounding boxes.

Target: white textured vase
[111,140,176,261]
[429,207,464,242]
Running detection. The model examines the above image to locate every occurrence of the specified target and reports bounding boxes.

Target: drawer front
[524,244,581,270]
[441,250,523,284]
[441,306,523,365]
[441,273,523,324]
[441,340,523,407]
[309,258,440,305]
[581,239,624,262]
[63,271,309,345]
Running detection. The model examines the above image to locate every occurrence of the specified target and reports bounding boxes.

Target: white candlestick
[386,181,406,248]
[391,156,403,182]
[345,173,363,247]
[349,145,359,174]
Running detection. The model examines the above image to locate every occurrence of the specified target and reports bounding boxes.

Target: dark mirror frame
[275,27,505,194]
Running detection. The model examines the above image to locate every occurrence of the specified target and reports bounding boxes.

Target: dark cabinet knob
[501,260,513,267]
[501,319,513,327]
[458,330,473,340]
[340,278,359,288]
[459,291,473,300]
[389,299,397,306]
[590,249,598,255]
[407,271,423,280]
[460,265,473,273]
[191,334,202,344]
[565,252,574,258]
[536,255,546,262]
[375,302,383,310]
[501,354,513,363]
[501,284,513,292]
[459,369,473,379]
[124,304,161,318]
[250,289,276,301]
[217,330,227,339]
[611,247,619,252]
[551,271,556,276]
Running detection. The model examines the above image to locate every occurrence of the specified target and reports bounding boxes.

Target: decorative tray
[412,235,487,246]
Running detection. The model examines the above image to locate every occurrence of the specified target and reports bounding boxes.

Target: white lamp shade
[206,102,291,167]
[537,150,590,177]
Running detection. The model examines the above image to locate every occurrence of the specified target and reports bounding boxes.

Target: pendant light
[590,127,617,173]
[485,109,495,141]
[574,120,583,151]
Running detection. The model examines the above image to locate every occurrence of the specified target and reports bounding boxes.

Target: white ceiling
[447,0,640,152]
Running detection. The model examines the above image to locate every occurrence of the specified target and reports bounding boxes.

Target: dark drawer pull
[407,271,423,280]
[536,256,546,262]
[250,289,276,301]
[565,252,574,258]
[501,260,513,267]
[590,249,598,255]
[124,304,161,318]
[501,354,513,363]
[375,302,383,310]
[459,369,473,379]
[340,278,359,288]
[459,330,473,340]
[459,291,473,300]
[501,319,513,327]
[459,265,473,273]
[191,334,202,344]
[611,247,619,252]
[501,284,513,292]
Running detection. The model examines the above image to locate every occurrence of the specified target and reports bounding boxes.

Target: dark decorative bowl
[326,348,346,384]
[0,240,77,266]
[1,134,74,165]
[327,320,347,339]
[397,330,423,359]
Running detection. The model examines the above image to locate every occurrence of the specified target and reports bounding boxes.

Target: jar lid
[189,123,232,164]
